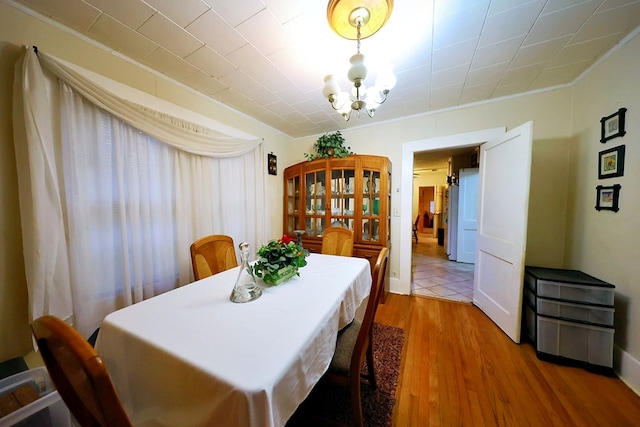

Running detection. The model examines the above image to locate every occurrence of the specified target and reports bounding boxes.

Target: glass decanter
[293,229,310,257]
[230,242,262,303]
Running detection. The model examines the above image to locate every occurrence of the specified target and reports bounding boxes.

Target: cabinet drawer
[536,315,614,368]
[536,280,614,306]
[536,297,614,327]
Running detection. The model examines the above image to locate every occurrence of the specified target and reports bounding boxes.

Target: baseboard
[389,277,408,295]
[615,345,640,396]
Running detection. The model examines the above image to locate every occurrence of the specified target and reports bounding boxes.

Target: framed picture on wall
[598,145,625,179]
[595,184,621,212]
[600,108,627,143]
[267,152,277,175]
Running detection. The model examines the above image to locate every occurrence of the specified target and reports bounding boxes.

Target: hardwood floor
[374,294,640,426]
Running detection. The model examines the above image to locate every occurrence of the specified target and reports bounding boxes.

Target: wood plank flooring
[374,294,640,426]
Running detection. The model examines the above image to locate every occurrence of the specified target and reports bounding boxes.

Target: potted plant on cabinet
[304,131,354,161]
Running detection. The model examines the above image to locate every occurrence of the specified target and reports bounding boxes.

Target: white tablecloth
[96,254,371,427]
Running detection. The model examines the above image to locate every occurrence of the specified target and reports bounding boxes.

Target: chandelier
[322,0,396,121]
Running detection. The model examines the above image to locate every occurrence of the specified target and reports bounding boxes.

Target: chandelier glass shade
[323,0,396,121]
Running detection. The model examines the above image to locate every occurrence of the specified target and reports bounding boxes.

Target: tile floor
[411,231,475,303]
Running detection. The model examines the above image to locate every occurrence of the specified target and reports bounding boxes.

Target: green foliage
[253,238,308,283]
[304,131,354,161]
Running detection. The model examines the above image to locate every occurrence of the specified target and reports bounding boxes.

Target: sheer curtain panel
[13,47,270,338]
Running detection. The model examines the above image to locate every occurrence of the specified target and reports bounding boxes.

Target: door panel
[473,122,533,343]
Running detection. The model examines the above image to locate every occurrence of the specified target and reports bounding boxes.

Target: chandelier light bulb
[322,74,340,99]
[323,0,395,121]
[347,53,367,83]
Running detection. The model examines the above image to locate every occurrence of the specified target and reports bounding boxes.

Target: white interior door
[447,185,458,261]
[456,168,479,263]
[473,122,533,343]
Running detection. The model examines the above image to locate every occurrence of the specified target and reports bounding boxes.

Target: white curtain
[13,47,270,338]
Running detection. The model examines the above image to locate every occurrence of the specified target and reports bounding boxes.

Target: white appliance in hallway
[456,168,479,264]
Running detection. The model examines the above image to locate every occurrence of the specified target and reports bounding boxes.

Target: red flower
[279,234,294,244]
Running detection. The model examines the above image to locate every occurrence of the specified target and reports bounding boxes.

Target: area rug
[286,323,404,427]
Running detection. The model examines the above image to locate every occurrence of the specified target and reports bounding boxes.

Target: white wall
[567,30,640,392]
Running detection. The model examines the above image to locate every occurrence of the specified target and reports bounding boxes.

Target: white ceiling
[10,0,640,139]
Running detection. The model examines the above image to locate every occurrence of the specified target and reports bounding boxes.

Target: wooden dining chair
[321,226,354,257]
[31,315,132,427]
[190,234,238,280]
[322,246,389,427]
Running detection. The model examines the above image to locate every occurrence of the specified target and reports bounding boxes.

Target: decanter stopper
[230,242,262,303]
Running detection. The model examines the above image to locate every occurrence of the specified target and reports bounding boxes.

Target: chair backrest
[31,316,132,427]
[352,247,389,370]
[321,227,354,257]
[413,214,419,230]
[190,234,238,280]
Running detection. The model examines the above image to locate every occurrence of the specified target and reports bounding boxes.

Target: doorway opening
[411,150,477,303]
[396,127,506,298]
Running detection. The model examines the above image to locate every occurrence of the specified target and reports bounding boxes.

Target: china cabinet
[283,154,391,273]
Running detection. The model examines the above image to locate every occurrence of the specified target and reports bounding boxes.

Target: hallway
[411,232,474,303]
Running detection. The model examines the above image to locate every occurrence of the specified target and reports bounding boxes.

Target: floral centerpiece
[253,235,309,285]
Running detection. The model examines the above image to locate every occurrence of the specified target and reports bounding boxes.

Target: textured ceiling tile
[143,0,209,27]
[479,1,545,47]
[84,0,154,29]
[138,12,203,58]
[549,33,620,67]
[432,64,469,89]
[205,0,265,27]
[142,47,199,80]
[529,61,589,88]
[226,44,292,93]
[471,36,525,70]
[184,70,228,95]
[433,2,487,50]
[88,14,158,59]
[432,39,478,72]
[185,46,236,78]
[20,0,100,32]
[235,8,290,56]
[511,36,571,68]
[186,10,248,56]
[523,0,601,46]
[501,62,548,86]
[466,62,510,86]
[460,81,499,104]
[570,2,640,43]
[219,70,275,105]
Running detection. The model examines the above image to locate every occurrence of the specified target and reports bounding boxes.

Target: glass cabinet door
[305,169,326,237]
[329,167,356,233]
[361,168,381,242]
[285,174,301,235]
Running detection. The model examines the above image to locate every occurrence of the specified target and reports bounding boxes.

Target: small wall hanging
[600,108,626,143]
[268,153,277,175]
[598,145,625,179]
[595,184,621,212]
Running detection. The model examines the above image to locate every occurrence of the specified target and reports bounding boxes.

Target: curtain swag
[32,47,262,157]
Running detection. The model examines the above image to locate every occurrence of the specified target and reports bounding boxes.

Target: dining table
[95,253,372,427]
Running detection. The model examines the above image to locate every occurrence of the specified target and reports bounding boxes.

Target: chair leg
[366,341,377,390]
[350,373,364,427]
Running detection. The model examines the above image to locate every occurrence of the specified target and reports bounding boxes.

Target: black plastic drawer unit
[522,266,615,375]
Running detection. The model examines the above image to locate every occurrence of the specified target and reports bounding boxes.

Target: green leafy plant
[304,131,354,161]
[253,235,308,283]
